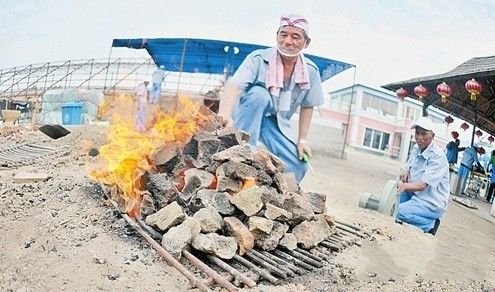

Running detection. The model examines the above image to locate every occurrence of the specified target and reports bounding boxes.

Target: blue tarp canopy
[112,38,353,82]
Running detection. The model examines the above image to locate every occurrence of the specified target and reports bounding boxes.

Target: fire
[90,94,206,216]
[241,178,257,191]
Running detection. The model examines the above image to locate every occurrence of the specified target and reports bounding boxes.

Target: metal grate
[0,143,62,167]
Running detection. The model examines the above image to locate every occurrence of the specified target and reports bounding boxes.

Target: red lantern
[444,115,454,124]
[475,129,483,137]
[488,136,494,144]
[465,78,482,101]
[451,131,459,139]
[436,82,452,103]
[395,87,408,101]
[460,122,469,131]
[414,84,429,101]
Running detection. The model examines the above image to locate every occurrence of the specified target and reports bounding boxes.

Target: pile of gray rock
[131,106,336,259]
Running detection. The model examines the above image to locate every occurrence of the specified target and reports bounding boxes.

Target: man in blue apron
[218,14,324,182]
[396,117,450,235]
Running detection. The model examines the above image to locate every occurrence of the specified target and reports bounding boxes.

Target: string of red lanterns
[405,78,482,103]
[395,80,490,143]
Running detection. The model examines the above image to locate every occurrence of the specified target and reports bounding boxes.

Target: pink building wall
[319,107,447,157]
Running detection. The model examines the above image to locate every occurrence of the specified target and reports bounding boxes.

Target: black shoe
[428,219,441,235]
[395,219,403,225]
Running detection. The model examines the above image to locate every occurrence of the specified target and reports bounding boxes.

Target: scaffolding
[0,58,224,123]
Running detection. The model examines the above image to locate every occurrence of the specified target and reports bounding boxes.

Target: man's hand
[397,181,408,193]
[398,180,427,193]
[217,82,241,128]
[399,171,409,183]
[297,140,312,160]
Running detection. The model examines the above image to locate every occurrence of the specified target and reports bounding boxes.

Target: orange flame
[241,178,257,191]
[89,94,207,216]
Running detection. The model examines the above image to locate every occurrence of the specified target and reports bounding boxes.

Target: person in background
[458,144,484,194]
[486,150,495,203]
[134,80,149,132]
[150,65,167,104]
[396,117,449,235]
[445,131,465,169]
[218,14,324,182]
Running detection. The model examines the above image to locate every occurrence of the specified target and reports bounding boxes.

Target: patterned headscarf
[279,14,309,36]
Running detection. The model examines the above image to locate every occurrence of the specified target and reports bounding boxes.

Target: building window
[362,92,397,116]
[404,105,420,120]
[363,128,390,151]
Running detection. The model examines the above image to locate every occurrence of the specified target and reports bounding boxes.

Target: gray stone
[230,186,264,216]
[197,135,222,165]
[182,216,201,237]
[274,172,299,195]
[256,169,273,186]
[238,130,251,143]
[259,186,285,208]
[216,176,241,193]
[217,126,243,149]
[212,192,236,215]
[211,145,253,164]
[279,233,297,250]
[264,203,292,221]
[153,144,185,176]
[181,169,215,203]
[303,192,327,214]
[145,201,186,231]
[181,175,202,203]
[191,233,238,259]
[248,216,274,235]
[323,214,337,235]
[197,105,223,132]
[145,173,180,209]
[161,223,192,258]
[139,192,156,218]
[183,133,221,168]
[193,207,223,233]
[190,189,216,211]
[324,213,337,227]
[292,215,332,249]
[216,161,258,180]
[253,148,285,174]
[254,221,289,251]
[182,136,200,160]
[224,217,254,255]
[184,169,215,188]
[153,144,179,165]
[283,192,315,225]
[203,160,222,174]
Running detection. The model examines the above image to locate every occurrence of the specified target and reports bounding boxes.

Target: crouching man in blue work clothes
[396,117,450,235]
[217,14,324,182]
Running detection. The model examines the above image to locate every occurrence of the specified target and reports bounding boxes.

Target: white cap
[411,116,435,133]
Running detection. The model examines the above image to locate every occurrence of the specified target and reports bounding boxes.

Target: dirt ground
[1,123,494,292]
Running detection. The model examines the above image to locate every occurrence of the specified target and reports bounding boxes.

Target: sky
[1,0,495,91]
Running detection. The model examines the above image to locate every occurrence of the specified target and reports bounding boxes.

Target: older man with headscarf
[218,14,324,182]
[396,117,450,235]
